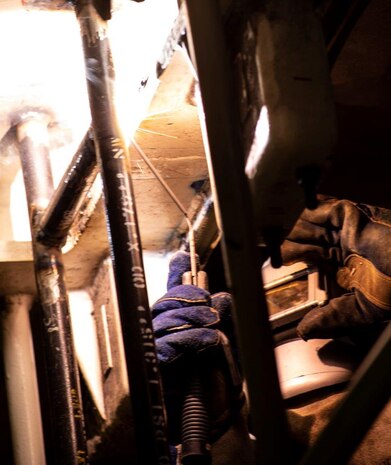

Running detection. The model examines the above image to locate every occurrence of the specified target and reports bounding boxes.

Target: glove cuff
[337,254,391,310]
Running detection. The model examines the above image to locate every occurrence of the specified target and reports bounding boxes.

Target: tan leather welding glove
[281,198,391,340]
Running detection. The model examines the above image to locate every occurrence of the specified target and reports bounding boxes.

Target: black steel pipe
[75,2,171,465]
[299,322,391,465]
[183,2,291,464]
[17,114,87,465]
[37,129,99,247]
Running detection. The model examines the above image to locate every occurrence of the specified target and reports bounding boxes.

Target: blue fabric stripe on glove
[153,306,220,337]
[152,285,210,316]
[156,328,221,364]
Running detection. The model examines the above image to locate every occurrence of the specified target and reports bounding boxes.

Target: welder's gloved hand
[152,251,243,445]
[281,198,391,340]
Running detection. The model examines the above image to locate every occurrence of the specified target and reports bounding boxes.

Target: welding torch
[132,140,212,465]
[180,254,211,465]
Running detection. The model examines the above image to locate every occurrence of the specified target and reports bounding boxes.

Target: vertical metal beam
[75,2,170,464]
[1,294,46,465]
[183,2,291,464]
[17,114,87,465]
[322,0,371,69]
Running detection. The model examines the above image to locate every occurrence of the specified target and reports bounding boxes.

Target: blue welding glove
[281,197,391,340]
[152,251,244,445]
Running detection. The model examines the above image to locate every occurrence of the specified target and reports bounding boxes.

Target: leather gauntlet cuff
[337,254,391,310]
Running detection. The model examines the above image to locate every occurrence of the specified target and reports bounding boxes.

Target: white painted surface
[143,250,172,304]
[68,290,106,419]
[1,294,46,465]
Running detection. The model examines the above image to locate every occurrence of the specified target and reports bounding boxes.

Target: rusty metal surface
[0,48,207,295]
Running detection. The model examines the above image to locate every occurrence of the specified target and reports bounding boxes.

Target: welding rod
[75,2,170,464]
[131,139,198,285]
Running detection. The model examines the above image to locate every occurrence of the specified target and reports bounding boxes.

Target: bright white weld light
[109,0,179,142]
[245,105,270,179]
[2,0,178,241]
